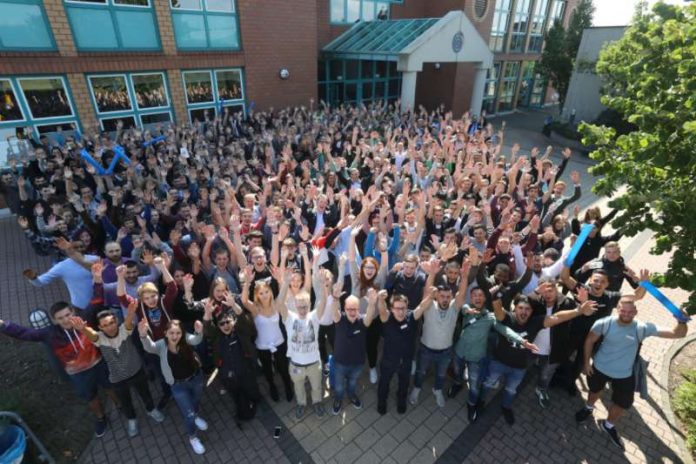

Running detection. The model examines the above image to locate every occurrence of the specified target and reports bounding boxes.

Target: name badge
[400,324,408,330]
[353,330,361,335]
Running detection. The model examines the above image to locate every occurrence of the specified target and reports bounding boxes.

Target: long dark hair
[165,320,199,368]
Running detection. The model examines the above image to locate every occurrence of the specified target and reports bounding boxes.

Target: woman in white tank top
[241,265,294,402]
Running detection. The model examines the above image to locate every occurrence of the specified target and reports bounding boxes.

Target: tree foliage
[539,0,594,110]
[580,2,696,309]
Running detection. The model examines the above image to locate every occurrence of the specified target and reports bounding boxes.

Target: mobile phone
[273,426,281,439]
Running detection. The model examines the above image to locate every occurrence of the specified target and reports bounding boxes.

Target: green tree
[540,0,594,110]
[580,2,696,309]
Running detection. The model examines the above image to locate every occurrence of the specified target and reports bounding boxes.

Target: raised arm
[240,266,258,316]
[453,260,472,310]
[363,288,378,328]
[413,285,436,321]
[544,300,596,328]
[377,289,390,323]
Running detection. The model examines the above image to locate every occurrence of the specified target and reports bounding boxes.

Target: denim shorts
[69,359,112,401]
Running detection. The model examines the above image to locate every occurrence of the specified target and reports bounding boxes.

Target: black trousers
[366,319,381,369]
[378,356,412,409]
[112,369,155,419]
[319,324,335,364]
[257,341,293,395]
[222,362,261,421]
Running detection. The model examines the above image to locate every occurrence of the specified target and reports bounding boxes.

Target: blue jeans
[454,356,489,405]
[171,371,204,436]
[482,360,526,408]
[334,362,363,401]
[414,344,452,390]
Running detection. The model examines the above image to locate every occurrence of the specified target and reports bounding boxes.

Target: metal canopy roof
[322,18,439,60]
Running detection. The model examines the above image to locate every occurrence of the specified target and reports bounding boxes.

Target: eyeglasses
[218,320,233,326]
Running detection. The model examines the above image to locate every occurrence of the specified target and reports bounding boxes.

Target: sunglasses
[218,320,233,326]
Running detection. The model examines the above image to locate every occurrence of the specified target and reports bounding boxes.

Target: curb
[661,333,696,464]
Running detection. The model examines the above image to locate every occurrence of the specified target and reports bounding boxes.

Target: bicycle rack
[0,412,55,464]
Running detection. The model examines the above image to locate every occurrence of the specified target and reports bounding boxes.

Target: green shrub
[674,369,696,450]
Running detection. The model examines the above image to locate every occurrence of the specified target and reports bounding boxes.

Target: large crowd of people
[0,99,687,455]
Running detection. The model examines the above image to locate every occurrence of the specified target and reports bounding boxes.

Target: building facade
[0,0,576,161]
[564,26,625,123]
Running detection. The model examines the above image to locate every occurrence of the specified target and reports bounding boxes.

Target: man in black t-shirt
[480,294,597,425]
[558,267,647,394]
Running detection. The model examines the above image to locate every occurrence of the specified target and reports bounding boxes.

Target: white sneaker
[369,367,378,384]
[127,419,138,438]
[409,387,421,405]
[433,389,446,408]
[194,416,208,431]
[147,408,165,423]
[189,436,206,455]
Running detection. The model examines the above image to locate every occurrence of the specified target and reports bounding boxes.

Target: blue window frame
[330,0,390,25]
[86,71,175,132]
[0,0,56,51]
[170,0,240,50]
[64,0,161,51]
[182,68,245,123]
[0,75,81,165]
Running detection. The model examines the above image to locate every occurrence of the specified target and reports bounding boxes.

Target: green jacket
[454,308,524,362]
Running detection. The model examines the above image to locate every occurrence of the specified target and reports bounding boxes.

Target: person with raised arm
[139,317,206,454]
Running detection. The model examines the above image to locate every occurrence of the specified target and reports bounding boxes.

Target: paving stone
[354,426,381,452]
[372,433,400,459]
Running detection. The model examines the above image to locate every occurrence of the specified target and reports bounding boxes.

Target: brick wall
[43,0,76,57]
[153,0,178,56]
[166,69,188,125]
[66,73,97,131]
[238,0,318,110]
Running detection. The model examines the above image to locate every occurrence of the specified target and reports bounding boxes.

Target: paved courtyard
[0,109,691,463]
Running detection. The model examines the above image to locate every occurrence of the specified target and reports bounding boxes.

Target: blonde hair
[137,282,159,299]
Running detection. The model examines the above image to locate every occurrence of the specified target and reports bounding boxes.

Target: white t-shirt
[285,311,321,365]
[319,295,335,326]
[532,305,554,356]
[421,300,459,350]
[254,312,285,352]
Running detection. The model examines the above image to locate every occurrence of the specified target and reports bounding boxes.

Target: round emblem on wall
[452,32,464,53]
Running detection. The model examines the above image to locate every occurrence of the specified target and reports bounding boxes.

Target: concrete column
[400,71,418,112]
[469,66,488,117]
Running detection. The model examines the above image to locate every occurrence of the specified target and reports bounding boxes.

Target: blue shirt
[31,255,99,309]
[591,316,657,379]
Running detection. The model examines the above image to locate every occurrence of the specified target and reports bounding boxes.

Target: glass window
[318,60,327,82]
[114,0,149,5]
[331,0,390,24]
[510,0,532,52]
[170,0,201,9]
[330,61,343,80]
[347,0,360,22]
[140,112,172,131]
[0,80,24,123]
[189,107,214,123]
[101,116,137,132]
[206,0,233,12]
[548,0,565,30]
[64,0,159,51]
[362,82,373,100]
[132,74,168,109]
[170,0,239,50]
[19,78,73,119]
[345,60,359,80]
[330,0,346,22]
[0,1,55,51]
[215,70,243,101]
[224,104,245,117]
[345,83,357,101]
[183,72,214,104]
[67,0,106,3]
[361,61,374,79]
[489,0,511,52]
[362,0,375,21]
[89,75,132,113]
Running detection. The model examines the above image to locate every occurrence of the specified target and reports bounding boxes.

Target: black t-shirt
[334,314,367,366]
[493,312,546,369]
[382,312,418,362]
[167,349,197,380]
[569,284,621,336]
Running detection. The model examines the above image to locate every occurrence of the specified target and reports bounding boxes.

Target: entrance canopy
[322,11,493,113]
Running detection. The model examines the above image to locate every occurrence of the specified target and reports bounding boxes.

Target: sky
[593,0,689,27]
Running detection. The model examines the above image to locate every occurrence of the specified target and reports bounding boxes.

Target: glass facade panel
[89,75,132,113]
[489,0,511,52]
[548,0,565,30]
[482,63,500,114]
[318,58,400,107]
[528,0,548,53]
[330,0,389,24]
[170,0,239,50]
[0,1,54,50]
[132,74,168,109]
[215,70,243,101]
[101,116,137,132]
[189,107,215,123]
[184,72,214,104]
[498,61,520,112]
[19,78,73,119]
[140,112,172,131]
[64,0,160,51]
[510,0,532,52]
[0,80,25,123]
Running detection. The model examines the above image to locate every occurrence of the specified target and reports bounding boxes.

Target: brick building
[0,0,576,162]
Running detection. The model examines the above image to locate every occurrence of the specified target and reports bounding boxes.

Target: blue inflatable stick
[80,149,106,175]
[104,148,131,175]
[564,223,595,267]
[142,135,166,147]
[640,281,690,323]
